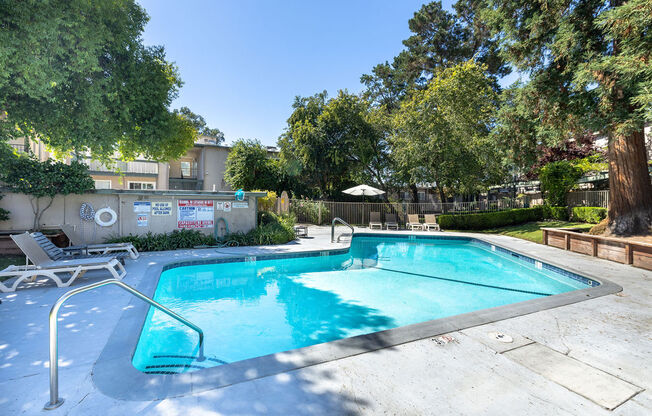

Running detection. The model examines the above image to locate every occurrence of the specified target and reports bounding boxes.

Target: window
[128,181,155,190]
[94,180,112,189]
[180,161,191,177]
[418,191,426,201]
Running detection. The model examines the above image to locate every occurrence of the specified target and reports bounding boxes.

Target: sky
[139,1,519,147]
[138,0,445,146]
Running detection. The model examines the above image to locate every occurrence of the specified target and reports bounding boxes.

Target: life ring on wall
[94,207,117,227]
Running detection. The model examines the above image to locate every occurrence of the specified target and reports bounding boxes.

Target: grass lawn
[450,221,594,244]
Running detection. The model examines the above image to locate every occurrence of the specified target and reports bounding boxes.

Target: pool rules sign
[177,200,214,228]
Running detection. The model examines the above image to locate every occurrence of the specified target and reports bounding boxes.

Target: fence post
[318,202,322,225]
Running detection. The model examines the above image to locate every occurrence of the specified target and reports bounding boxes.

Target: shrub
[538,160,582,206]
[437,207,543,230]
[254,190,277,211]
[290,199,329,224]
[107,215,297,251]
[572,206,607,223]
[542,205,569,221]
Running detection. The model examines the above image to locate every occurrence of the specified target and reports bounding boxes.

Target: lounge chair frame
[406,214,423,231]
[424,214,441,231]
[59,224,140,259]
[369,212,383,230]
[384,213,400,230]
[0,233,127,292]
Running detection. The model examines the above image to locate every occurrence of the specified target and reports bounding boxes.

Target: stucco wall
[202,146,232,191]
[0,190,260,244]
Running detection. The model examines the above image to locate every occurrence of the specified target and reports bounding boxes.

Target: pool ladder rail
[331,217,354,243]
[43,279,204,411]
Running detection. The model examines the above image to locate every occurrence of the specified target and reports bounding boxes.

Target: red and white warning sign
[177,200,214,228]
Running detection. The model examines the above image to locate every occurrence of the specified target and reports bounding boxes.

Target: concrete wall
[0,190,261,244]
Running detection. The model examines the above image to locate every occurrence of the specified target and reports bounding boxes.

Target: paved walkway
[0,227,650,415]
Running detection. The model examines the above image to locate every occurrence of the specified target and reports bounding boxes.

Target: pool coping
[92,233,622,401]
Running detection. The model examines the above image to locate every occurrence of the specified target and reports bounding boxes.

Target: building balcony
[81,158,159,175]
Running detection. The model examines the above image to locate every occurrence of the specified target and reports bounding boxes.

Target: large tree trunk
[607,129,652,235]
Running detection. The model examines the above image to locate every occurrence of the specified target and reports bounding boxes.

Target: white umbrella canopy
[342,184,385,196]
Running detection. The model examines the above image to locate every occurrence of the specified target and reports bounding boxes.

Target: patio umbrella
[343,185,385,225]
[342,184,385,197]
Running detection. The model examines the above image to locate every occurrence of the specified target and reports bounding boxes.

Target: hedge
[437,207,543,230]
[542,205,569,221]
[571,206,607,224]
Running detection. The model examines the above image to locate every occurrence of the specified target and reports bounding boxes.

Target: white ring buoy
[95,207,117,227]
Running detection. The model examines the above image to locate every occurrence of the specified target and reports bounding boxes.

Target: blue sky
[139,1,520,146]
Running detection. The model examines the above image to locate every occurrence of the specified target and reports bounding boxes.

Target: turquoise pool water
[132,236,593,373]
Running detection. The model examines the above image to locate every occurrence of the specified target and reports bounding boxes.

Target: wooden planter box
[542,228,652,271]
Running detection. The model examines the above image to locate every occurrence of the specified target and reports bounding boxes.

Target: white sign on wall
[223,201,232,212]
[152,202,172,216]
[133,201,151,213]
[215,201,224,211]
[137,214,148,227]
[233,202,248,208]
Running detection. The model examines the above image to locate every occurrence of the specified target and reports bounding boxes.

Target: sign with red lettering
[177,200,214,228]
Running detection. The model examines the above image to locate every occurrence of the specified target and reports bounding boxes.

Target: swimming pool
[131,235,598,374]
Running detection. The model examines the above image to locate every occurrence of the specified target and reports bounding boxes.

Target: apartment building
[7,135,279,192]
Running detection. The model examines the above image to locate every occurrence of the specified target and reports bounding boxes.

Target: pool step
[336,232,352,242]
[143,354,228,375]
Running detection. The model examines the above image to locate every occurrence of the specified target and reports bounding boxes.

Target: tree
[482,0,652,235]
[361,1,509,108]
[0,0,196,161]
[224,139,279,191]
[176,107,225,143]
[0,153,95,230]
[279,91,389,198]
[539,161,583,207]
[392,60,505,200]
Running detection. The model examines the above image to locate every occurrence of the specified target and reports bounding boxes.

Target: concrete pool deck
[0,227,650,415]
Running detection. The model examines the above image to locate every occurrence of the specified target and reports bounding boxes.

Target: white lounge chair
[384,213,399,230]
[0,232,126,293]
[424,214,440,231]
[406,214,423,231]
[60,224,140,259]
[369,212,383,229]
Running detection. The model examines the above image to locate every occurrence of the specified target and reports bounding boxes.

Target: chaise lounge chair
[424,214,440,231]
[369,212,383,230]
[406,214,423,231]
[60,224,139,259]
[384,213,399,230]
[31,232,130,263]
[0,232,126,292]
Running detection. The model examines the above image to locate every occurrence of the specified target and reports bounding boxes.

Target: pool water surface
[132,236,595,373]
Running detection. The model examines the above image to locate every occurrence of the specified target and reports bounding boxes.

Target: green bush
[538,161,582,206]
[437,207,543,230]
[107,215,297,251]
[542,205,569,221]
[572,206,607,223]
[290,199,329,224]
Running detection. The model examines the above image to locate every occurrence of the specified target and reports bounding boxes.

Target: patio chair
[30,232,130,265]
[369,212,383,229]
[384,213,399,230]
[60,224,139,259]
[406,214,423,231]
[1,232,126,292]
[424,214,440,231]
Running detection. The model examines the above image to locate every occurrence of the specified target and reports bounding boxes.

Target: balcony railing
[171,167,198,179]
[82,159,158,175]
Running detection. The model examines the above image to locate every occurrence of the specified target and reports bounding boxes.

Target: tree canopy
[176,107,225,143]
[224,139,279,191]
[392,60,504,200]
[482,0,652,234]
[278,91,390,198]
[0,0,196,161]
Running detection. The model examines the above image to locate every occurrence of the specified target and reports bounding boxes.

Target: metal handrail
[331,217,354,243]
[44,279,204,410]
